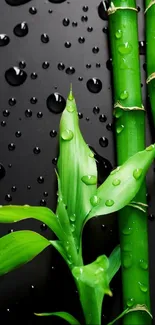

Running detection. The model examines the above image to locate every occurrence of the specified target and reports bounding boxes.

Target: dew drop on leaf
[81,175,97,185]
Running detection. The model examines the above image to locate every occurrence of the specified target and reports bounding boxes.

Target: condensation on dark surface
[0,0,154,324]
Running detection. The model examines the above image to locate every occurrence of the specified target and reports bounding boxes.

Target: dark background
[0,0,154,324]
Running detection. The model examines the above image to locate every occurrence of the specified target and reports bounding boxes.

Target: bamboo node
[114,102,145,112]
[108,2,138,15]
[144,0,155,13]
[146,72,155,84]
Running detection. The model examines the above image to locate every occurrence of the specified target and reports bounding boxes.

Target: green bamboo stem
[108,1,151,324]
[145,0,155,125]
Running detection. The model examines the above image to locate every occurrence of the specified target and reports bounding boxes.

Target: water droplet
[40,223,47,231]
[146,144,155,151]
[116,124,124,134]
[112,179,121,186]
[40,199,46,206]
[63,18,70,26]
[87,26,93,32]
[98,1,108,20]
[27,185,31,189]
[122,227,133,235]
[61,129,74,141]
[29,6,37,14]
[99,114,107,122]
[78,112,83,119]
[90,195,100,206]
[118,42,132,55]
[6,0,32,5]
[8,97,16,106]
[3,110,10,117]
[92,46,99,54]
[8,163,12,168]
[65,41,71,48]
[70,214,76,222]
[78,36,85,44]
[106,123,113,131]
[0,34,10,46]
[5,194,12,202]
[37,176,44,184]
[47,93,66,114]
[66,67,75,75]
[49,129,57,138]
[25,109,32,117]
[14,22,28,37]
[1,121,6,127]
[5,67,27,86]
[137,6,140,12]
[78,77,83,81]
[15,130,21,137]
[37,112,43,118]
[42,61,50,69]
[81,175,97,185]
[148,214,155,221]
[11,185,17,192]
[18,61,26,69]
[71,223,75,232]
[99,137,108,148]
[105,199,114,207]
[106,58,112,70]
[89,151,94,158]
[52,157,57,165]
[72,21,78,27]
[41,33,49,43]
[102,26,108,34]
[81,15,88,22]
[133,168,143,180]
[31,72,37,79]
[86,63,91,69]
[139,41,146,55]
[123,253,132,268]
[127,298,135,307]
[139,259,148,270]
[30,97,37,104]
[93,106,100,114]
[8,143,15,151]
[33,147,41,154]
[83,5,88,12]
[96,63,101,68]
[58,62,65,71]
[110,167,120,175]
[114,107,123,118]
[138,282,148,293]
[0,164,6,179]
[67,103,75,113]
[101,224,106,231]
[8,229,14,233]
[48,0,66,3]
[115,29,122,39]
[120,90,128,100]
[87,78,102,93]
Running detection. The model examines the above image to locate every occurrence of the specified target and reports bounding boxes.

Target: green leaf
[107,304,152,325]
[0,205,62,240]
[87,145,155,220]
[57,86,97,245]
[72,248,121,325]
[0,230,50,275]
[34,311,81,325]
[50,240,67,262]
[108,245,121,282]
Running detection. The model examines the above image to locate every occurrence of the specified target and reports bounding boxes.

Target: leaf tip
[68,83,74,101]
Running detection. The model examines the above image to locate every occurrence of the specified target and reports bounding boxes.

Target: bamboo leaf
[50,240,67,262]
[87,145,155,220]
[0,205,63,240]
[107,304,152,325]
[35,311,81,325]
[0,230,50,275]
[108,245,121,282]
[57,86,97,245]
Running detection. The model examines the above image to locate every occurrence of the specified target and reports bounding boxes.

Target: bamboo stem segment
[108,1,151,324]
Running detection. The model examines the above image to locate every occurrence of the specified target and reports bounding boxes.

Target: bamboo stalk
[108,1,151,324]
[145,0,155,125]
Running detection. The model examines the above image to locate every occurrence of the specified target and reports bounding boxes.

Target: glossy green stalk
[145,0,155,125]
[109,1,151,324]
